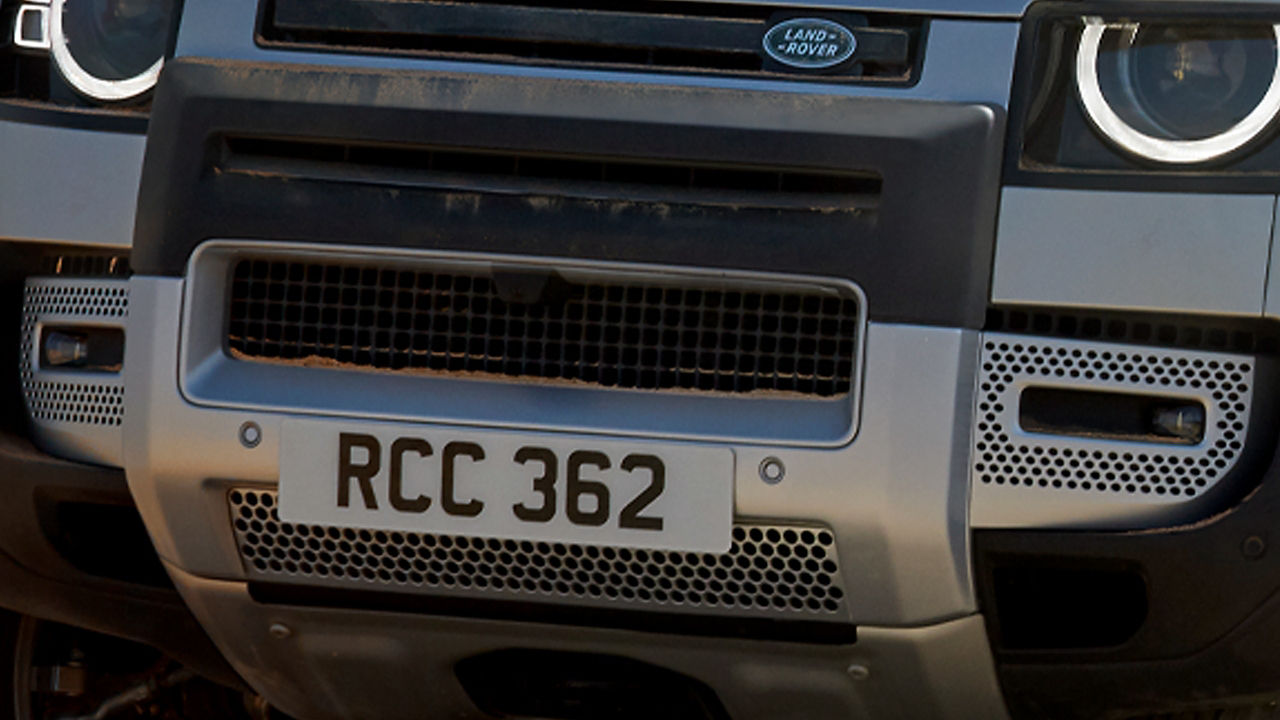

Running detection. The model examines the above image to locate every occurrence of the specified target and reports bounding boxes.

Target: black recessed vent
[258,0,922,84]
[986,306,1280,355]
[44,503,171,588]
[991,563,1147,650]
[218,136,881,213]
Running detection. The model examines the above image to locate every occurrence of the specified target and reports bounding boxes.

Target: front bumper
[124,268,992,717]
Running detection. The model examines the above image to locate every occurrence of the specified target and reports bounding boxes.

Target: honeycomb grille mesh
[226,258,860,397]
[22,383,123,426]
[973,334,1254,499]
[229,489,850,621]
[23,282,127,318]
[21,280,128,427]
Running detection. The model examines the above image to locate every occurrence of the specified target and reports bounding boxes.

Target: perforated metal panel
[20,278,128,466]
[229,489,851,622]
[971,333,1256,529]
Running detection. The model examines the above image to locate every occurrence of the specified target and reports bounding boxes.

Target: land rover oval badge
[764,18,857,69]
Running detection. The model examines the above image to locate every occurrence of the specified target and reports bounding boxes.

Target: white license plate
[278,419,735,553]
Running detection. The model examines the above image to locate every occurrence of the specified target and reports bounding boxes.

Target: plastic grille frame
[181,243,867,447]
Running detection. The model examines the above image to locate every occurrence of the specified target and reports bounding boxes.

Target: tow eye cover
[763,18,857,70]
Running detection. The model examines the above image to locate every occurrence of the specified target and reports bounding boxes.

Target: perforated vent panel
[229,489,851,622]
[23,283,127,318]
[22,383,123,426]
[20,278,128,466]
[971,333,1256,529]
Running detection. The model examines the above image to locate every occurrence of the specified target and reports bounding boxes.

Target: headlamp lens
[1096,23,1276,141]
[63,0,174,82]
[52,0,176,101]
[1074,18,1280,164]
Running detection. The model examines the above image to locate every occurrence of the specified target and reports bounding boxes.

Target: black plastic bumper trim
[0,432,242,689]
[249,582,858,645]
[975,358,1280,719]
[134,57,1003,328]
[0,101,148,134]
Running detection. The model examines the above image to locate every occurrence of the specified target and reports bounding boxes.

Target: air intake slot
[456,650,731,720]
[43,502,171,588]
[259,0,920,83]
[218,137,881,214]
[1019,388,1206,445]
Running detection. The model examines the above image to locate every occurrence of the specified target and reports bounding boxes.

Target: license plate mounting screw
[759,457,786,485]
[239,421,262,449]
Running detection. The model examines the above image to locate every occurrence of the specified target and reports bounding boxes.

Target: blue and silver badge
[763,18,858,70]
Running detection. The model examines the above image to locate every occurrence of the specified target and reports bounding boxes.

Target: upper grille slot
[227,258,860,397]
[219,137,881,214]
[259,0,920,83]
[40,253,131,278]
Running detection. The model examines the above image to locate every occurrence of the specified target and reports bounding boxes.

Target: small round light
[42,331,88,367]
[49,0,175,102]
[1076,17,1280,164]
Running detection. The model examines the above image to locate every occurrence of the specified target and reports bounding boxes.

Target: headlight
[1076,18,1280,164]
[1013,7,1280,175]
[45,0,177,103]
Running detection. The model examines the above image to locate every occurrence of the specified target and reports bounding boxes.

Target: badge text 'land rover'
[763,18,858,69]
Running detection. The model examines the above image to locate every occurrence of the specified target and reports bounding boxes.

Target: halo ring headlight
[48,0,167,102]
[1076,17,1280,164]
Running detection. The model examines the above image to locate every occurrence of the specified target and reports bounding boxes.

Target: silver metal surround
[128,276,979,626]
[0,120,145,249]
[181,242,868,447]
[229,488,851,622]
[1076,17,1280,165]
[13,3,51,51]
[971,333,1256,529]
[170,564,1009,720]
[21,278,127,467]
[992,187,1274,316]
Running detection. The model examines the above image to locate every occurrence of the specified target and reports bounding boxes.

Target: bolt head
[1243,535,1267,560]
[846,663,870,681]
[268,623,292,640]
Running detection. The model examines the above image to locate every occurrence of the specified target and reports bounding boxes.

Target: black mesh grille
[227,259,860,396]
